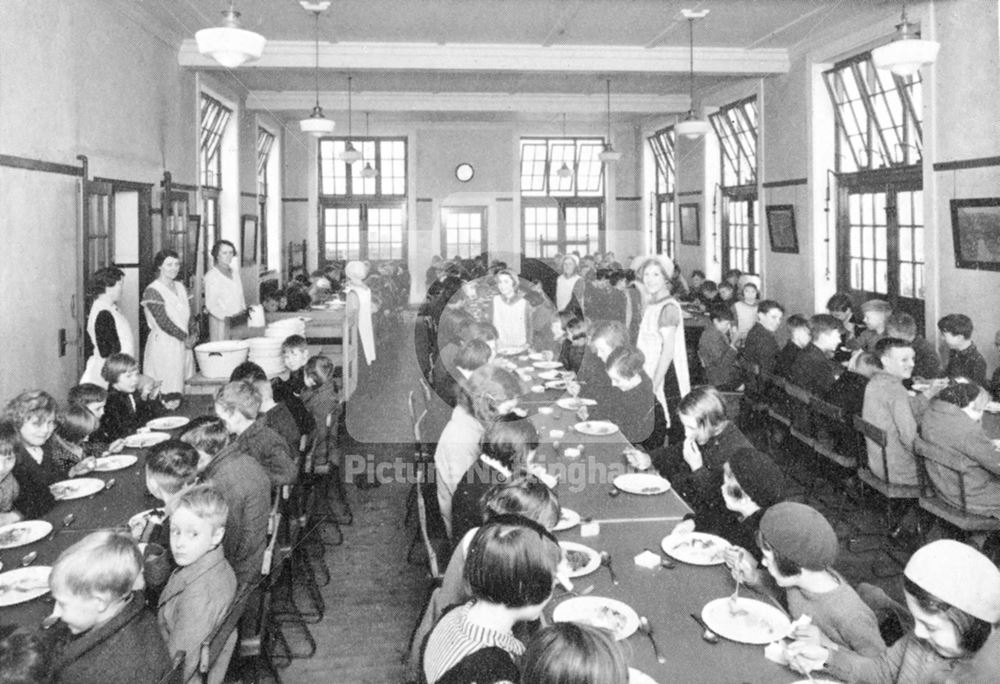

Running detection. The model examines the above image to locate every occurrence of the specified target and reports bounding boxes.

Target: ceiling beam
[246,90,690,115]
[179,40,789,74]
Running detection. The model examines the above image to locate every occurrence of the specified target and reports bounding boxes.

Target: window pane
[323,207,361,261]
[367,206,404,259]
[548,142,576,195]
[900,263,914,297]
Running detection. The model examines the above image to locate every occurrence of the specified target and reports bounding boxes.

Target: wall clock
[455,163,474,182]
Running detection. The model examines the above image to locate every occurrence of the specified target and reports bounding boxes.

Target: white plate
[127,508,166,538]
[528,352,547,361]
[660,532,729,565]
[0,566,51,607]
[123,432,171,448]
[552,596,640,641]
[537,370,561,380]
[552,508,581,532]
[145,416,191,431]
[629,669,658,684]
[573,420,618,436]
[0,521,53,549]
[559,541,601,578]
[93,454,138,472]
[556,397,597,410]
[613,473,671,495]
[545,379,568,390]
[986,401,1000,413]
[533,361,563,369]
[701,597,792,645]
[49,478,105,501]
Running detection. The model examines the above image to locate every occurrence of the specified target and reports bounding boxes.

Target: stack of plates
[264,317,307,340]
[247,336,286,378]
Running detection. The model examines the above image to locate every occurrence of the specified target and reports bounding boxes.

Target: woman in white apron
[635,256,690,429]
[141,250,195,394]
[490,270,530,351]
[81,267,134,388]
[204,240,247,341]
[554,255,584,313]
[345,261,376,366]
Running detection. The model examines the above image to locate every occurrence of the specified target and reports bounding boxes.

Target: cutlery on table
[555,584,594,600]
[729,549,748,616]
[599,551,619,585]
[48,513,75,541]
[689,613,720,645]
[20,551,37,567]
[104,478,116,491]
[638,616,667,664]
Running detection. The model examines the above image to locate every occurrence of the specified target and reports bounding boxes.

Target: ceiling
[135,0,905,123]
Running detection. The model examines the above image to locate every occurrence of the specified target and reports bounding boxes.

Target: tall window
[318,137,407,263]
[710,97,758,274]
[825,53,925,325]
[256,128,274,269]
[441,207,487,258]
[520,137,605,257]
[200,94,231,243]
[647,126,676,256]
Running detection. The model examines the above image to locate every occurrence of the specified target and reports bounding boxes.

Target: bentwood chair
[913,437,1000,538]
[197,587,252,684]
[405,389,442,580]
[156,652,186,684]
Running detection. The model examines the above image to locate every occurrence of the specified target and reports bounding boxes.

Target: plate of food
[552,508,581,532]
[533,361,563,370]
[145,416,191,431]
[127,507,167,538]
[0,521,53,549]
[123,432,171,448]
[537,369,561,380]
[49,478,105,501]
[701,597,792,645]
[0,566,52,607]
[545,379,568,391]
[660,532,729,565]
[552,596,640,641]
[628,669,658,684]
[556,397,597,410]
[93,454,138,472]
[559,541,601,578]
[613,473,671,495]
[573,421,618,436]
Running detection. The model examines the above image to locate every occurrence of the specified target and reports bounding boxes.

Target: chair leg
[403,482,418,527]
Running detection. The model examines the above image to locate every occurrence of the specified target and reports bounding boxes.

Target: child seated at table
[276,334,310,396]
[97,353,167,442]
[584,346,664,451]
[52,403,106,475]
[732,282,760,346]
[48,530,172,684]
[230,362,302,453]
[714,448,786,561]
[558,316,588,374]
[157,484,238,684]
[0,425,23,527]
[520,623,629,684]
[938,313,988,386]
[787,540,1000,682]
[422,516,562,684]
[213,381,297,486]
[727,502,885,657]
[183,417,270,588]
[67,383,107,420]
[0,625,52,684]
[578,320,628,406]
[3,390,63,519]
[774,314,811,381]
[698,305,741,390]
[302,355,342,463]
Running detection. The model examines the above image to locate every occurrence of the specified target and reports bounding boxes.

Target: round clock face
[455,163,474,182]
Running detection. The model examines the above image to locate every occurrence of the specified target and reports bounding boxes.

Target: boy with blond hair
[49,531,171,683]
[157,485,238,684]
[213,381,297,486]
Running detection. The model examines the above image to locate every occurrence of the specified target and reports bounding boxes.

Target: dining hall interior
[3,0,1000,683]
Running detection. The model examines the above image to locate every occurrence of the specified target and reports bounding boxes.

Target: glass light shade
[195,26,266,68]
[556,162,573,178]
[676,113,711,139]
[871,37,939,77]
[360,163,378,178]
[300,107,335,136]
[599,145,622,163]
[340,142,363,164]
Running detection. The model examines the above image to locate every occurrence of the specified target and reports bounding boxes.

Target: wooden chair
[913,437,1000,537]
[783,382,816,450]
[810,397,859,470]
[198,587,253,683]
[286,239,306,279]
[764,372,792,429]
[157,652,186,684]
[405,389,442,580]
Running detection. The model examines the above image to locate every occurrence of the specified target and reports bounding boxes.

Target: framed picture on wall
[950,198,1000,271]
[766,204,799,254]
[240,215,258,267]
[679,203,700,246]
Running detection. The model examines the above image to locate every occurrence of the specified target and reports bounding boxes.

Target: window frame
[199,94,232,190]
[520,197,605,258]
[519,137,606,198]
[318,136,408,198]
[647,125,676,256]
[440,206,488,259]
[709,97,758,187]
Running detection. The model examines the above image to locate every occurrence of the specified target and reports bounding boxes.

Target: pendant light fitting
[556,113,573,178]
[599,78,622,163]
[675,9,711,140]
[361,112,378,178]
[871,1,940,77]
[299,4,335,137]
[195,1,266,69]
[340,76,363,163]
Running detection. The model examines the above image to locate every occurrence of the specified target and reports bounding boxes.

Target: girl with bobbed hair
[919,381,1000,515]
[490,269,531,352]
[433,365,522,538]
[142,249,195,394]
[554,255,584,314]
[204,240,247,341]
[81,266,133,387]
[422,516,561,684]
[3,390,65,519]
[520,622,629,684]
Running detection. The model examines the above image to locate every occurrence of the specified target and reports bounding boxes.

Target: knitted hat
[727,448,786,509]
[759,502,838,570]
[345,260,368,281]
[904,540,1000,623]
[860,299,892,314]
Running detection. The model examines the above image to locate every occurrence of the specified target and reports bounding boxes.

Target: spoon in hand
[20,551,37,567]
[599,551,619,585]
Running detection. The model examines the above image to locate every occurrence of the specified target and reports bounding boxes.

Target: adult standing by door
[344,260,376,367]
[81,267,134,388]
[141,249,195,394]
[204,240,247,341]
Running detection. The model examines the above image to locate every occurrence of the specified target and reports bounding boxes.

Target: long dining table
[504,352,802,684]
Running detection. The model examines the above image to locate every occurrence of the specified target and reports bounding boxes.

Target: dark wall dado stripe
[496,197,513,202]
[933,156,1000,172]
[616,196,642,201]
[416,198,434,203]
[677,190,702,197]
[170,182,199,192]
[0,154,83,177]
[281,197,309,203]
[762,178,808,188]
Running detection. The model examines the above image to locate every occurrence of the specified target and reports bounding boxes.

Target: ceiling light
[599,79,622,163]
[340,76,363,163]
[360,113,379,178]
[675,9,711,140]
[556,113,573,178]
[195,1,266,69]
[299,6,335,137]
[871,2,940,77]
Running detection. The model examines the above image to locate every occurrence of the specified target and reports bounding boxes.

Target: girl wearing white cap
[554,255,584,314]
[635,255,690,421]
[786,539,1000,682]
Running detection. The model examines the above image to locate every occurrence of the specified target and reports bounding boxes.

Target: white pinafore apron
[636,296,690,419]
[81,299,135,387]
[142,280,194,394]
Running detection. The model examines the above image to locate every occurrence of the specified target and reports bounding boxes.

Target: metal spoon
[643,547,675,570]
[599,551,619,585]
[48,513,75,541]
[104,478,116,491]
[41,615,59,630]
[20,551,37,567]
[608,488,620,497]
[638,616,667,664]
[689,613,720,644]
